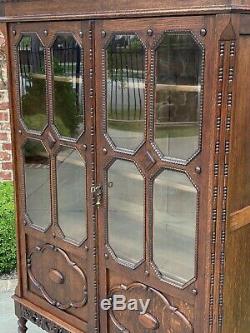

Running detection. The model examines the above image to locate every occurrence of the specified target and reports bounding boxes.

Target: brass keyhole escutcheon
[91,185,103,209]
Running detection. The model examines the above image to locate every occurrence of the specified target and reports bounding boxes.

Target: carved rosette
[108,282,193,333]
[27,244,87,310]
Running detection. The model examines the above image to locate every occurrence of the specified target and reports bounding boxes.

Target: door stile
[46,24,61,244]
[95,19,108,333]
[3,21,22,298]
[85,19,100,333]
[144,31,154,276]
[7,22,27,300]
[9,20,98,332]
[8,22,53,305]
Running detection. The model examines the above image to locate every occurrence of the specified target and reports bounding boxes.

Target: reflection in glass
[18,35,47,131]
[153,170,197,286]
[155,33,203,160]
[108,160,144,264]
[23,140,51,229]
[106,34,145,151]
[52,35,83,138]
[57,147,86,244]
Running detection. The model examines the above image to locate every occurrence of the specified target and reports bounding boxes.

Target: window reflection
[155,33,203,160]
[18,35,47,131]
[57,147,86,244]
[52,35,84,138]
[107,34,145,151]
[108,160,144,265]
[23,140,51,229]
[153,170,197,286]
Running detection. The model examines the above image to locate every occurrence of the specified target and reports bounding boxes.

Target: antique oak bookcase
[0,1,250,332]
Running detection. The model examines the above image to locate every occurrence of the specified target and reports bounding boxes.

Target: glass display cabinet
[0,1,249,332]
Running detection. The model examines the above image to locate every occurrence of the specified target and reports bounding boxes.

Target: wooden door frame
[8,19,98,333]
[6,14,225,333]
[95,15,217,333]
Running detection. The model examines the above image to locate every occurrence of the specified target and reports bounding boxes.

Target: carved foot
[18,317,28,333]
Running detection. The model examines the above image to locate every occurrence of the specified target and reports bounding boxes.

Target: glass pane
[108,160,144,264]
[153,170,197,286]
[106,34,145,151]
[23,139,51,229]
[57,147,86,244]
[52,35,84,138]
[18,35,47,131]
[155,32,203,160]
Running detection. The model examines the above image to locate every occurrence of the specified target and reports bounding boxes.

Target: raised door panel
[9,20,97,332]
[95,16,213,333]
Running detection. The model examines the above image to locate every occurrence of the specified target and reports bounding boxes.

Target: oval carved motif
[108,282,193,333]
[49,269,64,284]
[27,244,88,310]
[138,313,159,330]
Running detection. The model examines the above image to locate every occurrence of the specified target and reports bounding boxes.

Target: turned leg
[18,317,28,333]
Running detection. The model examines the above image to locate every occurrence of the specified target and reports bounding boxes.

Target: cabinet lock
[91,185,103,209]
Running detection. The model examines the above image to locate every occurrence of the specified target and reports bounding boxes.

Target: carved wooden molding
[209,19,236,331]
[19,304,69,333]
[88,22,100,333]
[208,39,226,329]
[27,244,88,310]
[109,282,193,332]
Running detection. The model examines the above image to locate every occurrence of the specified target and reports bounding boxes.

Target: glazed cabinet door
[9,21,97,332]
[95,16,213,333]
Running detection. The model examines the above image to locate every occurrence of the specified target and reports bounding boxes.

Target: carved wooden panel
[108,282,193,333]
[27,244,88,310]
[208,20,237,332]
[17,303,70,333]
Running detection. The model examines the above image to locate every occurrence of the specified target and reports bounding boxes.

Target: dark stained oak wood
[240,14,250,34]
[17,318,28,333]
[138,313,159,330]
[48,269,65,285]
[2,1,250,333]
[223,32,250,333]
